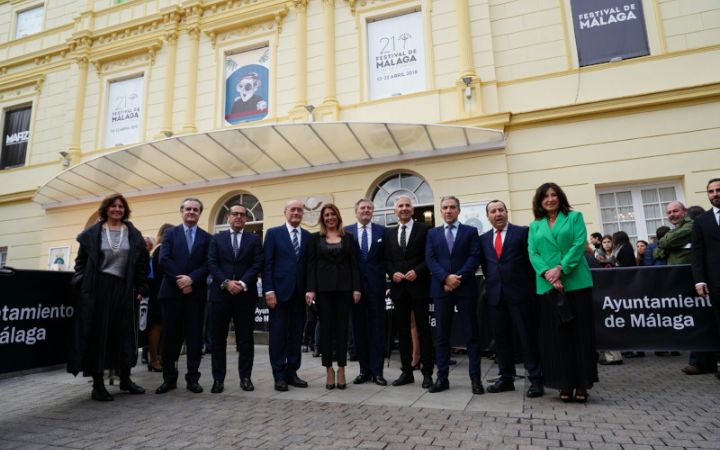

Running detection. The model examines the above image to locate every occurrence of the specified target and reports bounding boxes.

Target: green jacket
[654,216,693,265]
[528,210,593,295]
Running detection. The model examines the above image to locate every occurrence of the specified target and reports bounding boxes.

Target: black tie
[400,225,407,252]
[232,232,239,257]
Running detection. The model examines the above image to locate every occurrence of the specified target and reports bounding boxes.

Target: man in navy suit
[478,200,543,397]
[426,196,484,394]
[156,198,211,394]
[692,178,720,381]
[207,203,263,394]
[263,199,311,391]
[345,198,387,386]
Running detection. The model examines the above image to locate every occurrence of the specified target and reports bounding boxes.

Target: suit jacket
[478,223,535,306]
[262,224,310,302]
[691,209,720,288]
[306,232,360,293]
[344,223,386,300]
[208,230,263,302]
[426,222,481,298]
[158,224,211,300]
[528,210,593,295]
[385,221,430,299]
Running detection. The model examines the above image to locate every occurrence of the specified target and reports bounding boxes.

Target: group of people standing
[78,177,720,404]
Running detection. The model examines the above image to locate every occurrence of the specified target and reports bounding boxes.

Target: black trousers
[489,299,541,383]
[317,291,352,367]
[161,297,204,384]
[394,290,434,376]
[210,298,256,382]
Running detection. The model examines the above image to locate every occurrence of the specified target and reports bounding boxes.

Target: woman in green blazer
[528,182,598,403]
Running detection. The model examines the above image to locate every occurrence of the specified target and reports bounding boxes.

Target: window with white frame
[15,5,44,39]
[597,182,682,242]
[0,247,8,267]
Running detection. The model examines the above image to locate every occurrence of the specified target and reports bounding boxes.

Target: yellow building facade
[0,0,718,269]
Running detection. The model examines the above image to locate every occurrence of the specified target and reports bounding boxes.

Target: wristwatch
[220,279,230,290]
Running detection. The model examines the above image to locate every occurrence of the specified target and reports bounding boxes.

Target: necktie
[292,229,300,258]
[445,224,455,253]
[400,225,407,252]
[185,227,194,253]
[716,210,720,227]
[232,231,239,257]
[494,230,502,258]
[361,226,369,259]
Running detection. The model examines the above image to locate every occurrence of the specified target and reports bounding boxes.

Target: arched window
[370,172,434,226]
[214,193,264,238]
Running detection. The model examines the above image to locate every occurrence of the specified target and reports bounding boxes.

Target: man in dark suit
[263,199,311,391]
[385,195,435,389]
[478,200,543,397]
[207,203,262,394]
[425,195,483,394]
[345,198,387,386]
[692,177,720,381]
[156,198,211,394]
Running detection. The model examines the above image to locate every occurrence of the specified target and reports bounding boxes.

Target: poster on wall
[48,246,71,271]
[1,106,31,169]
[458,201,491,236]
[104,76,143,148]
[367,11,426,100]
[570,0,650,67]
[224,46,270,125]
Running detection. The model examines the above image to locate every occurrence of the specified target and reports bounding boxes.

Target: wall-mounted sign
[224,46,270,125]
[104,76,143,147]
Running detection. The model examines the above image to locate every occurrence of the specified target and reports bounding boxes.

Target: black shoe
[186,381,203,393]
[155,381,177,394]
[337,382,347,390]
[286,374,308,388]
[428,379,449,393]
[526,382,544,398]
[274,380,289,392]
[449,359,458,365]
[373,376,387,386]
[211,381,224,394]
[391,372,415,386]
[353,373,370,384]
[598,359,623,365]
[471,376,484,395]
[119,378,146,394]
[240,378,254,392]
[422,375,433,389]
[91,385,114,402]
[312,349,320,358]
[486,378,515,394]
[348,353,358,362]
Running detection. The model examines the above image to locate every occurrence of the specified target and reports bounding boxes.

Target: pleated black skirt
[81,272,137,376]
[538,287,599,391]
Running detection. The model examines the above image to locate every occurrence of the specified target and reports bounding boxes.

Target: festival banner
[1,106,31,169]
[570,0,650,66]
[593,266,720,351]
[367,11,426,100]
[104,76,143,148]
[224,46,269,125]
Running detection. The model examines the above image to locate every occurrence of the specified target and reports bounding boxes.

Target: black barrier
[0,268,76,374]
[593,265,720,351]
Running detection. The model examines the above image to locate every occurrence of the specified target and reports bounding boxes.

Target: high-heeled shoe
[337,367,346,390]
[326,367,335,390]
[574,389,588,403]
[147,364,163,372]
[559,390,573,403]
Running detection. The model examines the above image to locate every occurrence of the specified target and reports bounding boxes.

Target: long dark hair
[98,193,131,221]
[531,182,571,219]
[317,203,345,236]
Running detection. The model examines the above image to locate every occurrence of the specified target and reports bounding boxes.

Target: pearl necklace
[104,223,125,252]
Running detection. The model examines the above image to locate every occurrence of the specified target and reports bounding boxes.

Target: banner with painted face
[224,46,270,125]
[570,0,650,67]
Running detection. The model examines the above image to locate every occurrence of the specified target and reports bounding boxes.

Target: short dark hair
[707,178,720,190]
[531,182,572,219]
[687,205,705,220]
[98,193,130,221]
[485,199,507,214]
[590,232,603,240]
[655,225,670,240]
[181,197,204,213]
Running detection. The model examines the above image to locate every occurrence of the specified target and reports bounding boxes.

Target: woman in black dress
[305,203,361,390]
[68,194,149,401]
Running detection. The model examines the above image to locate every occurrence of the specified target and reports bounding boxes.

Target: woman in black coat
[612,231,636,268]
[305,203,361,390]
[69,193,149,401]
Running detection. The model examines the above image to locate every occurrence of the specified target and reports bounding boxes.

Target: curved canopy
[34,122,505,209]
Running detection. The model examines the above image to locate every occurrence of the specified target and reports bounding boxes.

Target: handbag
[547,289,574,324]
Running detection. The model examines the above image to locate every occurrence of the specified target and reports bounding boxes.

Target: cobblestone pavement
[1,348,718,449]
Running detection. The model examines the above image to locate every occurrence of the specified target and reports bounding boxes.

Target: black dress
[68,221,148,377]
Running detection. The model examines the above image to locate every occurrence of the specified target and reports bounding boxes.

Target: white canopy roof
[34,122,505,209]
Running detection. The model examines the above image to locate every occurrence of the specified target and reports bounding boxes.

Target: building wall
[0,0,719,269]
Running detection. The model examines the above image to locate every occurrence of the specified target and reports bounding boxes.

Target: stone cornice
[201,0,289,48]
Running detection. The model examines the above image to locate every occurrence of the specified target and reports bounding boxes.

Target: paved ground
[1,348,719,449]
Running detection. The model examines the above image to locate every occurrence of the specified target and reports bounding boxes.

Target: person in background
[589,232,603,251]
[68,193,149,401]
[644,226,670,266]
[635,240,649,266]
[528,182,598,403]
[595,235,616,268]
[147,223,174,372]
[305,203,361,390]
